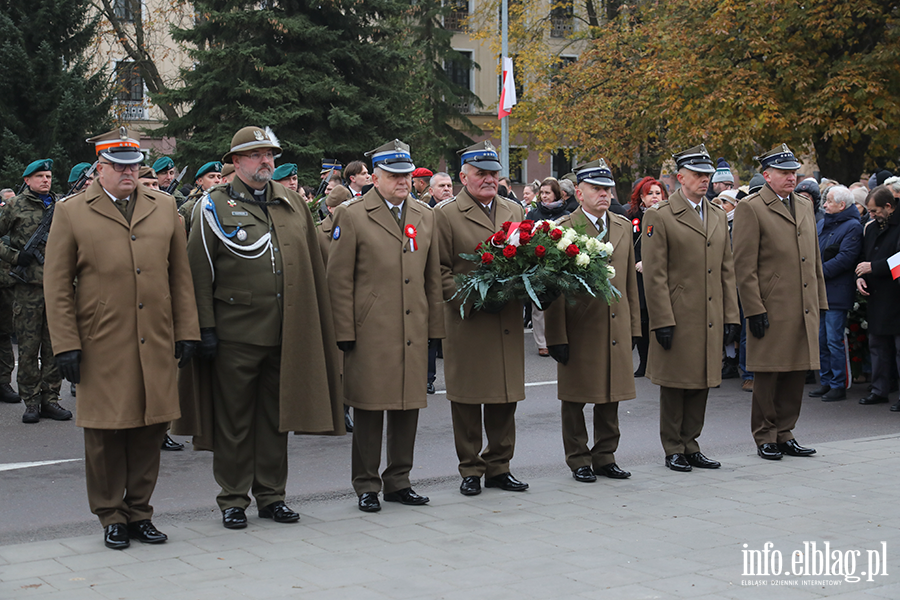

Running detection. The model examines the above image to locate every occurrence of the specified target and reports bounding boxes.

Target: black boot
[0,383,20,403]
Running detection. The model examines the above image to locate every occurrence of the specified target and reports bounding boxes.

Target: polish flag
[498,57,517,120]
[888,250,900,280]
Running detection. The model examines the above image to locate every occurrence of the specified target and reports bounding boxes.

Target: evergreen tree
[0,0,112,190]
[161,0,425,183]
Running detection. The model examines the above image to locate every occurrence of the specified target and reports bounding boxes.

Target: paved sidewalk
[2,435,899,600]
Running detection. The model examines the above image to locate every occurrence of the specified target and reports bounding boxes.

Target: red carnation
[565,244,580,257]
[539,221,551,233]
[549,228,563,241]
[492,231,507,244]
[535,245,547,257]
[482,252,495,265]
[849,323,860,332]
[503,245,517,258]
[501,221,512,232]
[519,231,533,244]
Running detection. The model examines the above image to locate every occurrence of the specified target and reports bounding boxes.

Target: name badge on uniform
[231,211,249,216]
[333,226,341,240]
[236,229,248,241]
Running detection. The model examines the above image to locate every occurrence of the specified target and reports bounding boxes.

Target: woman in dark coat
[625,176,667,377]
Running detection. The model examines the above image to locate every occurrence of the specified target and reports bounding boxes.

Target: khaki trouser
[84,423,168,527]
[751,371,805,445]
[561,401,620,471]
[450,402,517,479]
[351,408,419,495]
[212,341,287,511]
[659,386,709,456]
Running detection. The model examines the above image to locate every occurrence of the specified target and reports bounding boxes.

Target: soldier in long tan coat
[180,126,344,530]
[643,145,740,472]
[44,128,200,550]
[732,144,826,461]
[544,159,640,483]
[435,141,528,496]
[327,140,444,512]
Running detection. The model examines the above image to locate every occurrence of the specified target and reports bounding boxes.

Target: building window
[551,149,575,179]
[115,61,147,120]
[444,0,469,32]
[113,0,136,22]
[508,147,527,184]
[550,0,574,38]
[445,50,474,114]
[550,55,577,87]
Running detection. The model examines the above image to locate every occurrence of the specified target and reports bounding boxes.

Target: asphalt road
[1,338,898,545]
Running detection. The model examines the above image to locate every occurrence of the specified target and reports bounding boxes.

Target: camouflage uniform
[0,188,62,408]
[178,187,203,236]
[0,231,15,389]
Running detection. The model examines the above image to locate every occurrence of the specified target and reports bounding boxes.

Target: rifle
[165,166,189,195]
[313,168,336,220]
[10,201,54,284]
[65,161,98,197]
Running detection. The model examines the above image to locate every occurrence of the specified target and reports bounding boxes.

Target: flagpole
[500,0,509,178]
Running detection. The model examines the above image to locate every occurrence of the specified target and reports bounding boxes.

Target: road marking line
[0,459,82,472]
[433,380,557,395]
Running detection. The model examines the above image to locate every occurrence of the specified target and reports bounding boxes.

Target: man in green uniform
[179,161,223,234]
[183,126,344,529]
[0,159,70,423]
[153,156,186,205]
[67,162,94,194]
[0,197,19,403]
[273,163,298,192]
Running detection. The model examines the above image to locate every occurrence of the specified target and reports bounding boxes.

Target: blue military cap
[574,158,615,187]
[195,161,223,181]
[756,143,801,171]
[458,141,502,172]
[68,162,92,184]
[320,158,343,174]
[273,163,298,181]
[153,156,175,173]
[672,144,715,174]
[365,140,415,174]
[23,159,53,178]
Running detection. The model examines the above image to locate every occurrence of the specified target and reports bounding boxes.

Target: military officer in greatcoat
[0,159,70,423]
[642,144,740,472]
[43,128,200,549]
[177,126,344,529]
[435,141,529,496]
[544,159,641,482]
[327,140,444,512]
[733,144,826,460]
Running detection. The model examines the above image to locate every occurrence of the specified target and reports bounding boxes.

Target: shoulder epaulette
[341,196,365,207]
[435,196,457,209]
[414,198,432,209]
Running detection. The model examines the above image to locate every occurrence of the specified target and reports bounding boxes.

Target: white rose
[557,239,570,251]
[606,265,616,278]
[576,253,590,267]
[604,241,614,255]
[586,238,601,253]
[861,320,868,329]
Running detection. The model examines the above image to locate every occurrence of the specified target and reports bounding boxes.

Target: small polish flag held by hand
[499,56,517,120]
[888,250,900,280]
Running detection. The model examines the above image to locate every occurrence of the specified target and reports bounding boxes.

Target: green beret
[195,161,222,181]
[152,156,175,173]
[23,159,53,178]
[68,162,92,184]
[273,163,298,181]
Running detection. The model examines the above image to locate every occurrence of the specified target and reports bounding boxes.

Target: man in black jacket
[855,186,900,410]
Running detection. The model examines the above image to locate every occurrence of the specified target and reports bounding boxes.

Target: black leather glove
[175,340,198,368]
[15,249,35,267]
[199,327,218,360]
[723,323,741,346]
[748,313,769,339]
[337,341,355,352]
[655,326,674,350]
[632,336,640,350]
[56,350,82,384]
[547,344,569,365]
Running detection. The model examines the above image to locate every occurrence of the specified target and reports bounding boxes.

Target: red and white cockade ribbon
[405,224,418,251]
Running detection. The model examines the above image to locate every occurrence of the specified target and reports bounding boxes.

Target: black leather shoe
[757,443,783,460]
[104,523,130,549]
[161,434,184,451]
[344,405,353,433]
[860,393,888,405]
[258,500,300,523]
[594,463,631,479]
[222,507,247,529]
[358,492,381,512]
[384,487,429,505]
[22,405,40,424]
[572,466,596,482]
[665,454,692,472]
[686,452,720,469]
[127,520,167,543]
[484,472,529,492]
[0,383,20,403]
[891,401,900,412]
[459,476,481,496]
[40,401,72,421]
[821,388,846,401]
[777,439,816,457]
[808,384,830,398]
[426,382,436,394]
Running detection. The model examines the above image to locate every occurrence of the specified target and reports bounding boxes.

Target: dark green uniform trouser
[0,286,15,384]
[659,386,709,456]
[561,401,620,471]
[84,423,168,527]
[450,402,517,479]
[751,371,805,446]
[351,408,419,496]
[212,340,287,511]
[12,284,60,407]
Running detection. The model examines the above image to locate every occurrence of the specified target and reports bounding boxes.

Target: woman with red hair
[626,176,668,377]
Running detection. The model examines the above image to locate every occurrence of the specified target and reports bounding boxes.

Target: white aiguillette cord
[200,191,274,282]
